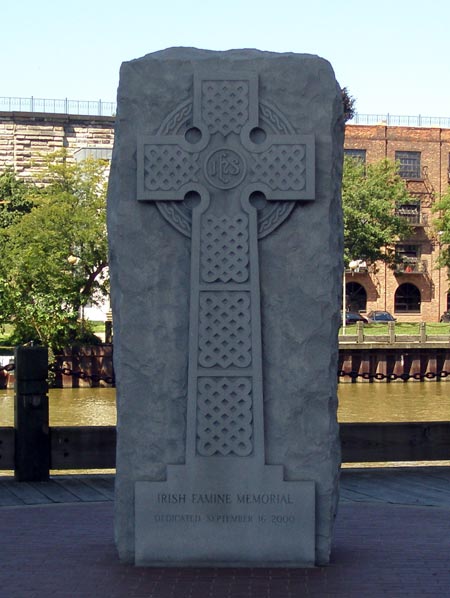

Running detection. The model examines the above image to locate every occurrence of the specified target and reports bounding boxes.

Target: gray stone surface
[108,47,344,567]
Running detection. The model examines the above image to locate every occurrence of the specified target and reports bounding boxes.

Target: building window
[396,244,420,260]
[395,151,421,179]
[73,147,113,162]
[395,283,421,313]
[345,282,367,312]
[344,149,366,163]
[397,200,421,224]
[395,244,424,273]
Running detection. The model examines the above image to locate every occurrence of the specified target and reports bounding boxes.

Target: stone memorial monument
[108,48,343,567]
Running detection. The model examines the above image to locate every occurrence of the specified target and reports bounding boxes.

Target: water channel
[1,384,449,471]
[1,383,449,427]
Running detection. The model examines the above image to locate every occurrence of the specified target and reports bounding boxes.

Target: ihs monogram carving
[137,72,315,460]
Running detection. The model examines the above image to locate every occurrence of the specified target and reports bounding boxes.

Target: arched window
[395,283,421,313]
[345,282,367,312]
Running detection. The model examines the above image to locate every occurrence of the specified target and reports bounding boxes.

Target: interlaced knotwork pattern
[198,292,251,368]
[201,215,249,283]
[201,80,249,136]
[250,144,306,191]
[144,145,200,191]
[196,376,253,456]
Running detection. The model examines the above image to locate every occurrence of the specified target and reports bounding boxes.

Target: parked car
[342,312,368,325]
[366,310,396,323]
[440,311,450,323]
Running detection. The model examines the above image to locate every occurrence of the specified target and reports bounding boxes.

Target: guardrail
[348,113,450,128]
[1,345,449,480]
[0,96,116,116]
[339,321,450,346]
[1,99,449,127]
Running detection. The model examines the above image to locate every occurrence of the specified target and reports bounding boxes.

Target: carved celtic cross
[137,72,315,466]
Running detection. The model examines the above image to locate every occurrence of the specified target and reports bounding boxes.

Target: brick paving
[0,500,449,597]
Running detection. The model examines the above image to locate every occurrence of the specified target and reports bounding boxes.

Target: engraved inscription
[201,214,249,283]
[204,148,246,189]
[196,377,253,457]
[135,477,316,565]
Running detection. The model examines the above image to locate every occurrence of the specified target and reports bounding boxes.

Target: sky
[1,0,449,117]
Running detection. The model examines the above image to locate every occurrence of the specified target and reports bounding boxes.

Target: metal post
[105,310,113,344]
[342,270,346,335]
[420,322,427,343]
[388,321,395,344]
[14,345,49,481]
[356,321,364,343]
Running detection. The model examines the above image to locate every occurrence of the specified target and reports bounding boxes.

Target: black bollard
[14,345,50,481]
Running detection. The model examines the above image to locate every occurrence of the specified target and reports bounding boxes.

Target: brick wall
[345,125,450,322]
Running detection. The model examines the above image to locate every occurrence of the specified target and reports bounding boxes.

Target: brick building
[344,124,450,322]
[1,110,449,322]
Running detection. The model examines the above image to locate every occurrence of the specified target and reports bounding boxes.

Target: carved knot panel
[197,377,253,457]
[144,145,200,191]
[198,292,252,369]
[200,215,249,283]
[200,80,250,136]
[250,145,306,191]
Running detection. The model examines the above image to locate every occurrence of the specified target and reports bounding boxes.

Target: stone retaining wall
[0,111,114,181]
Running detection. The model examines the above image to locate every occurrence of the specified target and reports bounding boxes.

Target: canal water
[1,383,449,427]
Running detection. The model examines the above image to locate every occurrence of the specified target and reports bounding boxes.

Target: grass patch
[89,320,106,333]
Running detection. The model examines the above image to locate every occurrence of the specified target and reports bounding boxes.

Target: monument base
[135,460,315,567]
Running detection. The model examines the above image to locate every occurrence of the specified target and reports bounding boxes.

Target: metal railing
[395,259,428,274]
[0,96,116,117]
[396,209,428,226]
[349,113,450,128]
[0,97,449,127]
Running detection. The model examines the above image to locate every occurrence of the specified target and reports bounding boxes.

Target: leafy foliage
[342,87,356,123]
[432,186,450,277]
[342,156,412,266]
[0,151,108,349]
[0,169,33,228]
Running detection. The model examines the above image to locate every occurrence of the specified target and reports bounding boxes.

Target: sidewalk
[0,470,449,597]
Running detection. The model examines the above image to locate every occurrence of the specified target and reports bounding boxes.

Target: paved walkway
[0,469,449,597]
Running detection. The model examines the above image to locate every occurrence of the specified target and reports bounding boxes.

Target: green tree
[342,87,356,123]
[342,156,412,267]
[432,186,450,275]
[0,151,109,349]
[0,168,33,228]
